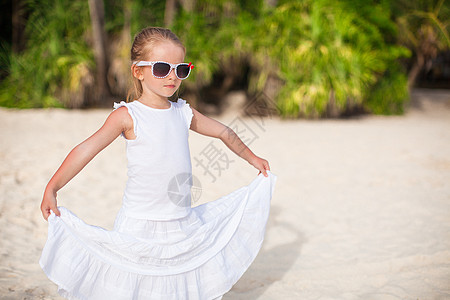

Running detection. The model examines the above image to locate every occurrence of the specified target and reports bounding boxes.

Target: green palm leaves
[252,0,410,117]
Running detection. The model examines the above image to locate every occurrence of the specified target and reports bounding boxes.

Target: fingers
[253,157,270,177]
[263,160,270,176]
[256,159,271,177]
[258,168,268,177]
[42,207,50,221]
[42,207,61,221]
[41,202,61,221]
[51,205,61,217]
[41,202,49,221]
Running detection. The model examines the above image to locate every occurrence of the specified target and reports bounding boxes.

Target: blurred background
[0,0,449,117]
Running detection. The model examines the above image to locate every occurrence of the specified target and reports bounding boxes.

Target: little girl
[40,26,277,300]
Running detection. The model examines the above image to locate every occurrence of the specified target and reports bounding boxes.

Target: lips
[164,85,176,88]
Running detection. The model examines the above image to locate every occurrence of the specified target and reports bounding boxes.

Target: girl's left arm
[189,107,270,176]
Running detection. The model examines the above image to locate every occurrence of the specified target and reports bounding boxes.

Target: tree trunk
[179,0,196,12]
[12,0,27,53]
[164,0,177,27]
[408,51,424,88]
[88,0,111,104]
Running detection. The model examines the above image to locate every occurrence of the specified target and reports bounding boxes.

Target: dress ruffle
[39,171,277,300]
[176,99,194,129]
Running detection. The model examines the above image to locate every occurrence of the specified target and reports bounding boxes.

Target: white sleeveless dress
[39,98,277,300]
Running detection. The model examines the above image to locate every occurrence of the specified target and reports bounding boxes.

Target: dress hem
[39,171,277,299]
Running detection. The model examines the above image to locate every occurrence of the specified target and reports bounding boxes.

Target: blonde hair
[127,27,186,102]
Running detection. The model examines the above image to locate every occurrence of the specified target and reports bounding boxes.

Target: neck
[138,95,171,109]
[139,92,170,105]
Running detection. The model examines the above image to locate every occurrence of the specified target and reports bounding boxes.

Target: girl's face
[136,41,185,101]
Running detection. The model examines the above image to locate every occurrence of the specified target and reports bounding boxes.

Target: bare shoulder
[109,106,135,139]
[109,106,131,127]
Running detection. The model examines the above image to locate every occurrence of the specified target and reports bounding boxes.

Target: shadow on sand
[224,205,306,299]
[408,88,450,111]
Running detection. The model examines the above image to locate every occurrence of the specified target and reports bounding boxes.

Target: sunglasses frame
[132,61,194,80]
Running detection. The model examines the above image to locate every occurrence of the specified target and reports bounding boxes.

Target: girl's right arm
[40,107,133,221]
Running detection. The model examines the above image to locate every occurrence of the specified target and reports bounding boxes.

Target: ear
[131,65,144,81]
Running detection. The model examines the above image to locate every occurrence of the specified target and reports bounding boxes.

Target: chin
[162,93,175,98]
[166,91,178,98]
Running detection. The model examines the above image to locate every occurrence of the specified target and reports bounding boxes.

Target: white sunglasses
[133,61,194,80]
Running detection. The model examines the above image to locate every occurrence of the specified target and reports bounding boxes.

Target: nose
[167,67,177,80]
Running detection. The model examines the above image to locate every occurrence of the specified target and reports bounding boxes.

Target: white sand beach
[0,88,449,299]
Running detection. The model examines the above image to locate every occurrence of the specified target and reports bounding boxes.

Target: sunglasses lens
[152,62,170,77]
[176,64,190,79]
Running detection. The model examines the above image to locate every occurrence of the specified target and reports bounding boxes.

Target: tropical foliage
[0,0,448,117]
[249,0,410,117]
[1,0,93,108]
[394,0,450,87]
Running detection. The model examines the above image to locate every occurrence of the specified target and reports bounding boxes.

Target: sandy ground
[0,88,449,300]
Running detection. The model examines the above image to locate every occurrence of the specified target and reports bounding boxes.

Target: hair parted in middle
[127,27,186,102]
